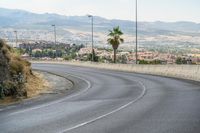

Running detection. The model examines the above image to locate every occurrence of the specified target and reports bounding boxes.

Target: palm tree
[107,26,124,63]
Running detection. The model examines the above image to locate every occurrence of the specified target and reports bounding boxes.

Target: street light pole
[52,24,57,46]
[52,24,57,58]
[14,30,18,48]
[135,0,138,64]
[88,15,94,62]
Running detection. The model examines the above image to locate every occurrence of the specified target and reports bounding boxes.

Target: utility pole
[88,15,94,62]
[135,0,138,64]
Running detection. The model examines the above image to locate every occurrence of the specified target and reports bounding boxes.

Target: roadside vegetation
[0,40,48,103]
[138,60,163,64]
[29,44,84,59]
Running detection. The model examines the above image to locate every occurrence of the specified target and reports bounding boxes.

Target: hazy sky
[0,0,199,22]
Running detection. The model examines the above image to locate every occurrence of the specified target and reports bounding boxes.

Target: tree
[176,57,188,64]
[176,57,182,64]
[139,60,149,64]
[34,51,42,58]
[107,26,124,63]
[87,50,99,62]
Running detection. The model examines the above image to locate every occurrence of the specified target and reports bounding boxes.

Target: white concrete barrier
[31,61,200,82]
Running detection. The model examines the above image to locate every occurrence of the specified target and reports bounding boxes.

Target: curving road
[1,63,200,133]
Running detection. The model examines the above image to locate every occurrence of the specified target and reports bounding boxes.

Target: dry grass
[25,72,51,98]
[0,97,19,105]
[0,40,52,105]
[0,72,51,105]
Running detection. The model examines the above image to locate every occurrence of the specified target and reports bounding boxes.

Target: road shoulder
[0,71,73,107]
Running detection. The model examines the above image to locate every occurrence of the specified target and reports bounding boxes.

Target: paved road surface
[0,63,200,133]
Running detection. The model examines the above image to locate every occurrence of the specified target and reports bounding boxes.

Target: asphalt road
[0,63,200,133]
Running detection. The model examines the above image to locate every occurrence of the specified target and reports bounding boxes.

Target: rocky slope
[0,40,32,98]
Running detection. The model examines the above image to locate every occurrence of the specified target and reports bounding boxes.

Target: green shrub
[0,40,4,48]
[2,80,17,97]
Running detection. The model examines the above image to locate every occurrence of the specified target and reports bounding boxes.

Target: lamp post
[52,24,57,58]
[135,0,138,64]
[14,30,18,47]
[88,15,94,62]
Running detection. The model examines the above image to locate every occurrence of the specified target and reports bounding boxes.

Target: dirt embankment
[0,71,50,105]
[0,40,50,104]
[25,72,50,98]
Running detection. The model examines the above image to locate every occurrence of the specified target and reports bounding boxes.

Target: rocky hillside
[0,40,32,98]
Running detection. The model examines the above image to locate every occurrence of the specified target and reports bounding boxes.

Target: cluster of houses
[19,42,200,64]
[77,47,200,64]
[19,41,70,49]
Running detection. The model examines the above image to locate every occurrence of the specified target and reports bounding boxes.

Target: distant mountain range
[0,7,200,35]
[1,7,200,52]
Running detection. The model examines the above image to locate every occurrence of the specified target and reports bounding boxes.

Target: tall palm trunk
[107,27,124,63]
[114,48,117,63]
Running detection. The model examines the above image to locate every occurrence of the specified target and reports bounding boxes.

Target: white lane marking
[60,81,146,133]
[8,73,91,116]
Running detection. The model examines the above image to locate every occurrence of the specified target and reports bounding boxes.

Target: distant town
[3,39,199,65]
[1,8,200,65]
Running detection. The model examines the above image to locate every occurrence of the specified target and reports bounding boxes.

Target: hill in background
[0,7,200,51]
[0,7,200,33]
